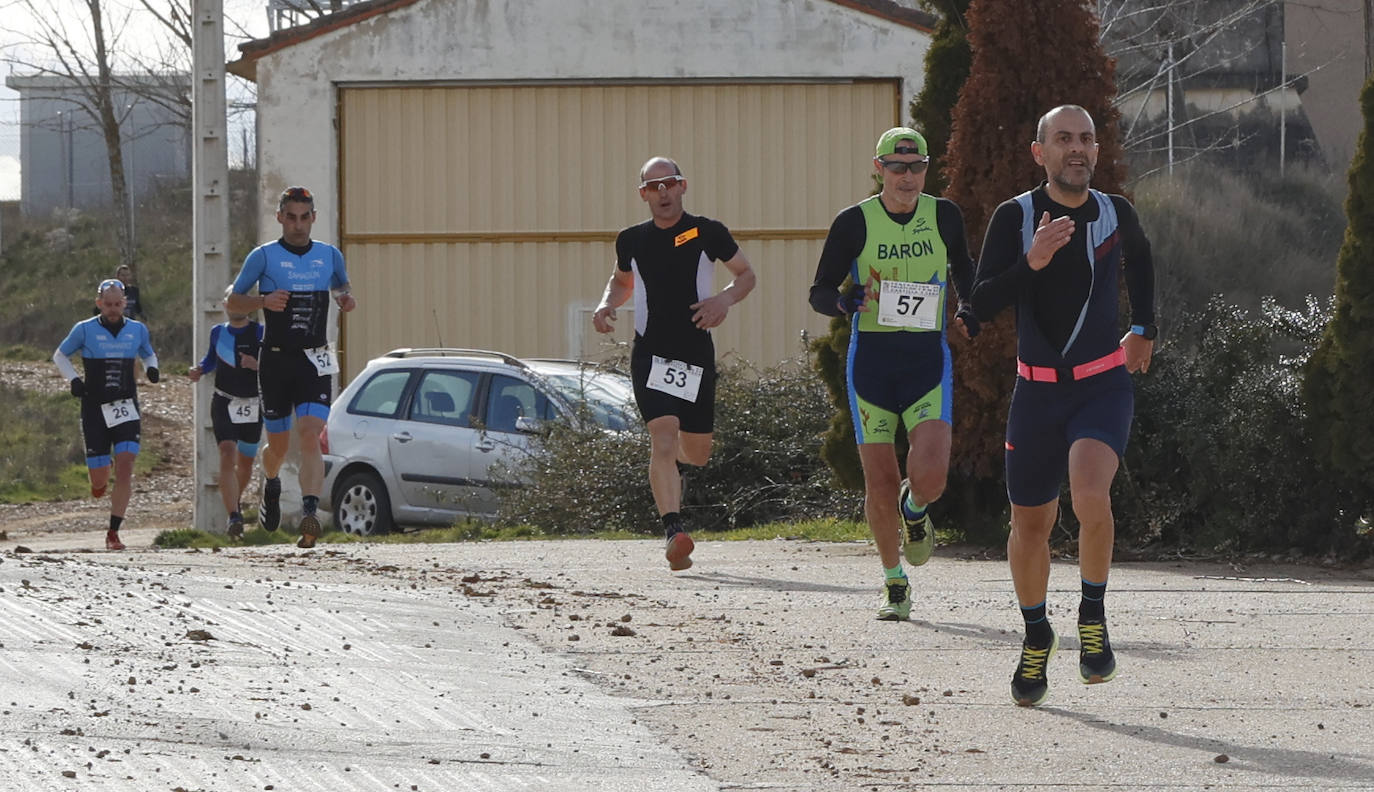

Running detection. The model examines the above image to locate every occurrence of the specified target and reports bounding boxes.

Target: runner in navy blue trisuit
[971,105,1156,707]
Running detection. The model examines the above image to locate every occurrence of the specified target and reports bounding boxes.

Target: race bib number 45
[101,398,139,428]
[305,344,339,375]
[228,396,260,425]
[646,356,703,403]
[877,280,942,329]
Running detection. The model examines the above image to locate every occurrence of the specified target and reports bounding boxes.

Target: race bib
[646,356,703,403]
[305,344,339,375]
[228,396,260,425]
[101,398,139,428]
[877,280,942,329]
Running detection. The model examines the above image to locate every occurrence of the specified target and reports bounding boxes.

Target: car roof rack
[383,348,528,368]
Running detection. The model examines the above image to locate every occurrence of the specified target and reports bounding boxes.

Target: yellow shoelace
[1079,623,1106,654]
[1018,644,1051,680]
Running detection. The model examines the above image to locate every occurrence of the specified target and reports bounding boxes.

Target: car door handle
[392,431,413,443]
[475,437,496,452]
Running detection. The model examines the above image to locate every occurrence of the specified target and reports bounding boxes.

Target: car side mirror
[514,416,540,433]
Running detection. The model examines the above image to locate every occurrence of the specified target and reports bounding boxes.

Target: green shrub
[0,383,85,502]
[495,355,860,534]
[1110,295,1364,557]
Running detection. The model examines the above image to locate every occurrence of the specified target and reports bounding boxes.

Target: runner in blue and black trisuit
[971,105,1156,707]
[53,278,160,551]
[228,186,357,549]
[592,157,756,572]
[809,127,979,622]
[190,287,264,539]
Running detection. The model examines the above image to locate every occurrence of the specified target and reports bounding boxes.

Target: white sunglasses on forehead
[638,174,684,191]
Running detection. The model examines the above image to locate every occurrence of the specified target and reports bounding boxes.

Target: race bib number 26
[646,356,703,403]
[877,280,942,329]
[101,398,139,428]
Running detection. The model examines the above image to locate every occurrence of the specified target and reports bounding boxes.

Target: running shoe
[1011,631,1059,707]
[105,531,125,551]
[260,478,281,532]
[297,514,321,549]
[898,479,934,566]
[91,484,107,499]
[876,578,911,621]
[226,515,245,540]
[1078,620,1118,684]
[665,531,694,571]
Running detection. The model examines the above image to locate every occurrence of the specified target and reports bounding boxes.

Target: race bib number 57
[877,280,942,329]
[646,356,703,403]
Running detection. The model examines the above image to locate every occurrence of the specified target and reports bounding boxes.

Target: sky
[0,0,269,201]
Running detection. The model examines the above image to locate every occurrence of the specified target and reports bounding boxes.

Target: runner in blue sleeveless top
[190,287,264,539]
[228,186,357,548]
[53,278,160,551]
[592,157,756,572]
[972,105,1156,707]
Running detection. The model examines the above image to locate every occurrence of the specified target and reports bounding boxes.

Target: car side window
[410,370,479,427]
[484,374,554,433]
[348,370,413,417]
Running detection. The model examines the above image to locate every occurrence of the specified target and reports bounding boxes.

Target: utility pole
[192,0,231,533]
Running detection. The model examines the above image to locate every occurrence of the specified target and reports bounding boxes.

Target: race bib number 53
[646,356,703,403]
[101,398,139,428]
[877,280,942,329]
[305,344,339,375]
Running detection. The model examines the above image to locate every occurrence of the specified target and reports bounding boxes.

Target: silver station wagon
[321,348,635,535]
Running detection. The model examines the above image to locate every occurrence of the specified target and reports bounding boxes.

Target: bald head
[1036,105,1095,143]
[638,157,682,182]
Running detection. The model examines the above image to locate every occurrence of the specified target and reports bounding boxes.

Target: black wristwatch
[1129,323,1158,341]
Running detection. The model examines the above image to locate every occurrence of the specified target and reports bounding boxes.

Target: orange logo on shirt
[674,227,699,247]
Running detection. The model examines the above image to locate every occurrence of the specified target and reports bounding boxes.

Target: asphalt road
[1,530,1372,791]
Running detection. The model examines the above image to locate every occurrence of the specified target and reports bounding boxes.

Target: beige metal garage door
[338,81,899,375]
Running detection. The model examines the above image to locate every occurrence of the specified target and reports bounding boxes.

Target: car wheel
[333,470,394,536]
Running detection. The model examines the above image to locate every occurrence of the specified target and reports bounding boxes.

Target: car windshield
[541,370,637,431]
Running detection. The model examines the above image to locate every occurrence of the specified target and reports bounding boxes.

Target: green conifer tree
[1303,71,1374,520]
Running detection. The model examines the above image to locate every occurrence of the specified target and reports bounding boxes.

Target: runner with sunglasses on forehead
[809,127,979,621]
[592,157,756,571]
[228,185,357,548]
[53,278,160,550]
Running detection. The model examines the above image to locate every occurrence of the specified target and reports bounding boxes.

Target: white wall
[246,0,931,237]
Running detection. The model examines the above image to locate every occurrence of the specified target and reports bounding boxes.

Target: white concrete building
[228,0,936,374]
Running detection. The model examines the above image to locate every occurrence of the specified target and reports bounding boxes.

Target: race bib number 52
[305,344,339,376]
[646,356,703,403]
[877,280,942,329]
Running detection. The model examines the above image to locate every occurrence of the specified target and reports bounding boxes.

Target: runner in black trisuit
[592,157,756,571]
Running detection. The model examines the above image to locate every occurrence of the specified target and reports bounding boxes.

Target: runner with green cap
[809,126,979,620]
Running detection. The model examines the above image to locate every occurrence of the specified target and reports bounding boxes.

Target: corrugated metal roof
[227,0,936,81]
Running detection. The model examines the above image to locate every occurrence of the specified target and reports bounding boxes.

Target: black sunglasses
[878,157,930,175]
